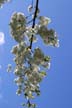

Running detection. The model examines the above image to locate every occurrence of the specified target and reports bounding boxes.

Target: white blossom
[38,16,51,26]
[28,5,33,12]
[7,64,12,73]
[55,39,60,47]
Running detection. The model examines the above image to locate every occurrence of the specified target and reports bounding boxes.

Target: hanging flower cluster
[7,0,59,108]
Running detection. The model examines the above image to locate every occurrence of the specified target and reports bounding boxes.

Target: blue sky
[0,0,72,108]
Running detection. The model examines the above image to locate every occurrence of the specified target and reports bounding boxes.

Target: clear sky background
[0,0,72,108]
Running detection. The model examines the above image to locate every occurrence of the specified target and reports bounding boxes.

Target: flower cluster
[0,0,59,107]
[38,26,59,47]
[8,1,59,108]
[11,41,50,97]
[10,12,26,42]
[9,39,50,108]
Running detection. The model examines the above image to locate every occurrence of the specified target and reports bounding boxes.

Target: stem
[29,0,39,49]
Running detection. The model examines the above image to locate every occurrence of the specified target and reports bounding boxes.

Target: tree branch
[29,0,39,49]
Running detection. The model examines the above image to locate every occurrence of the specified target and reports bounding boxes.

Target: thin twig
[29,0,39,49]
